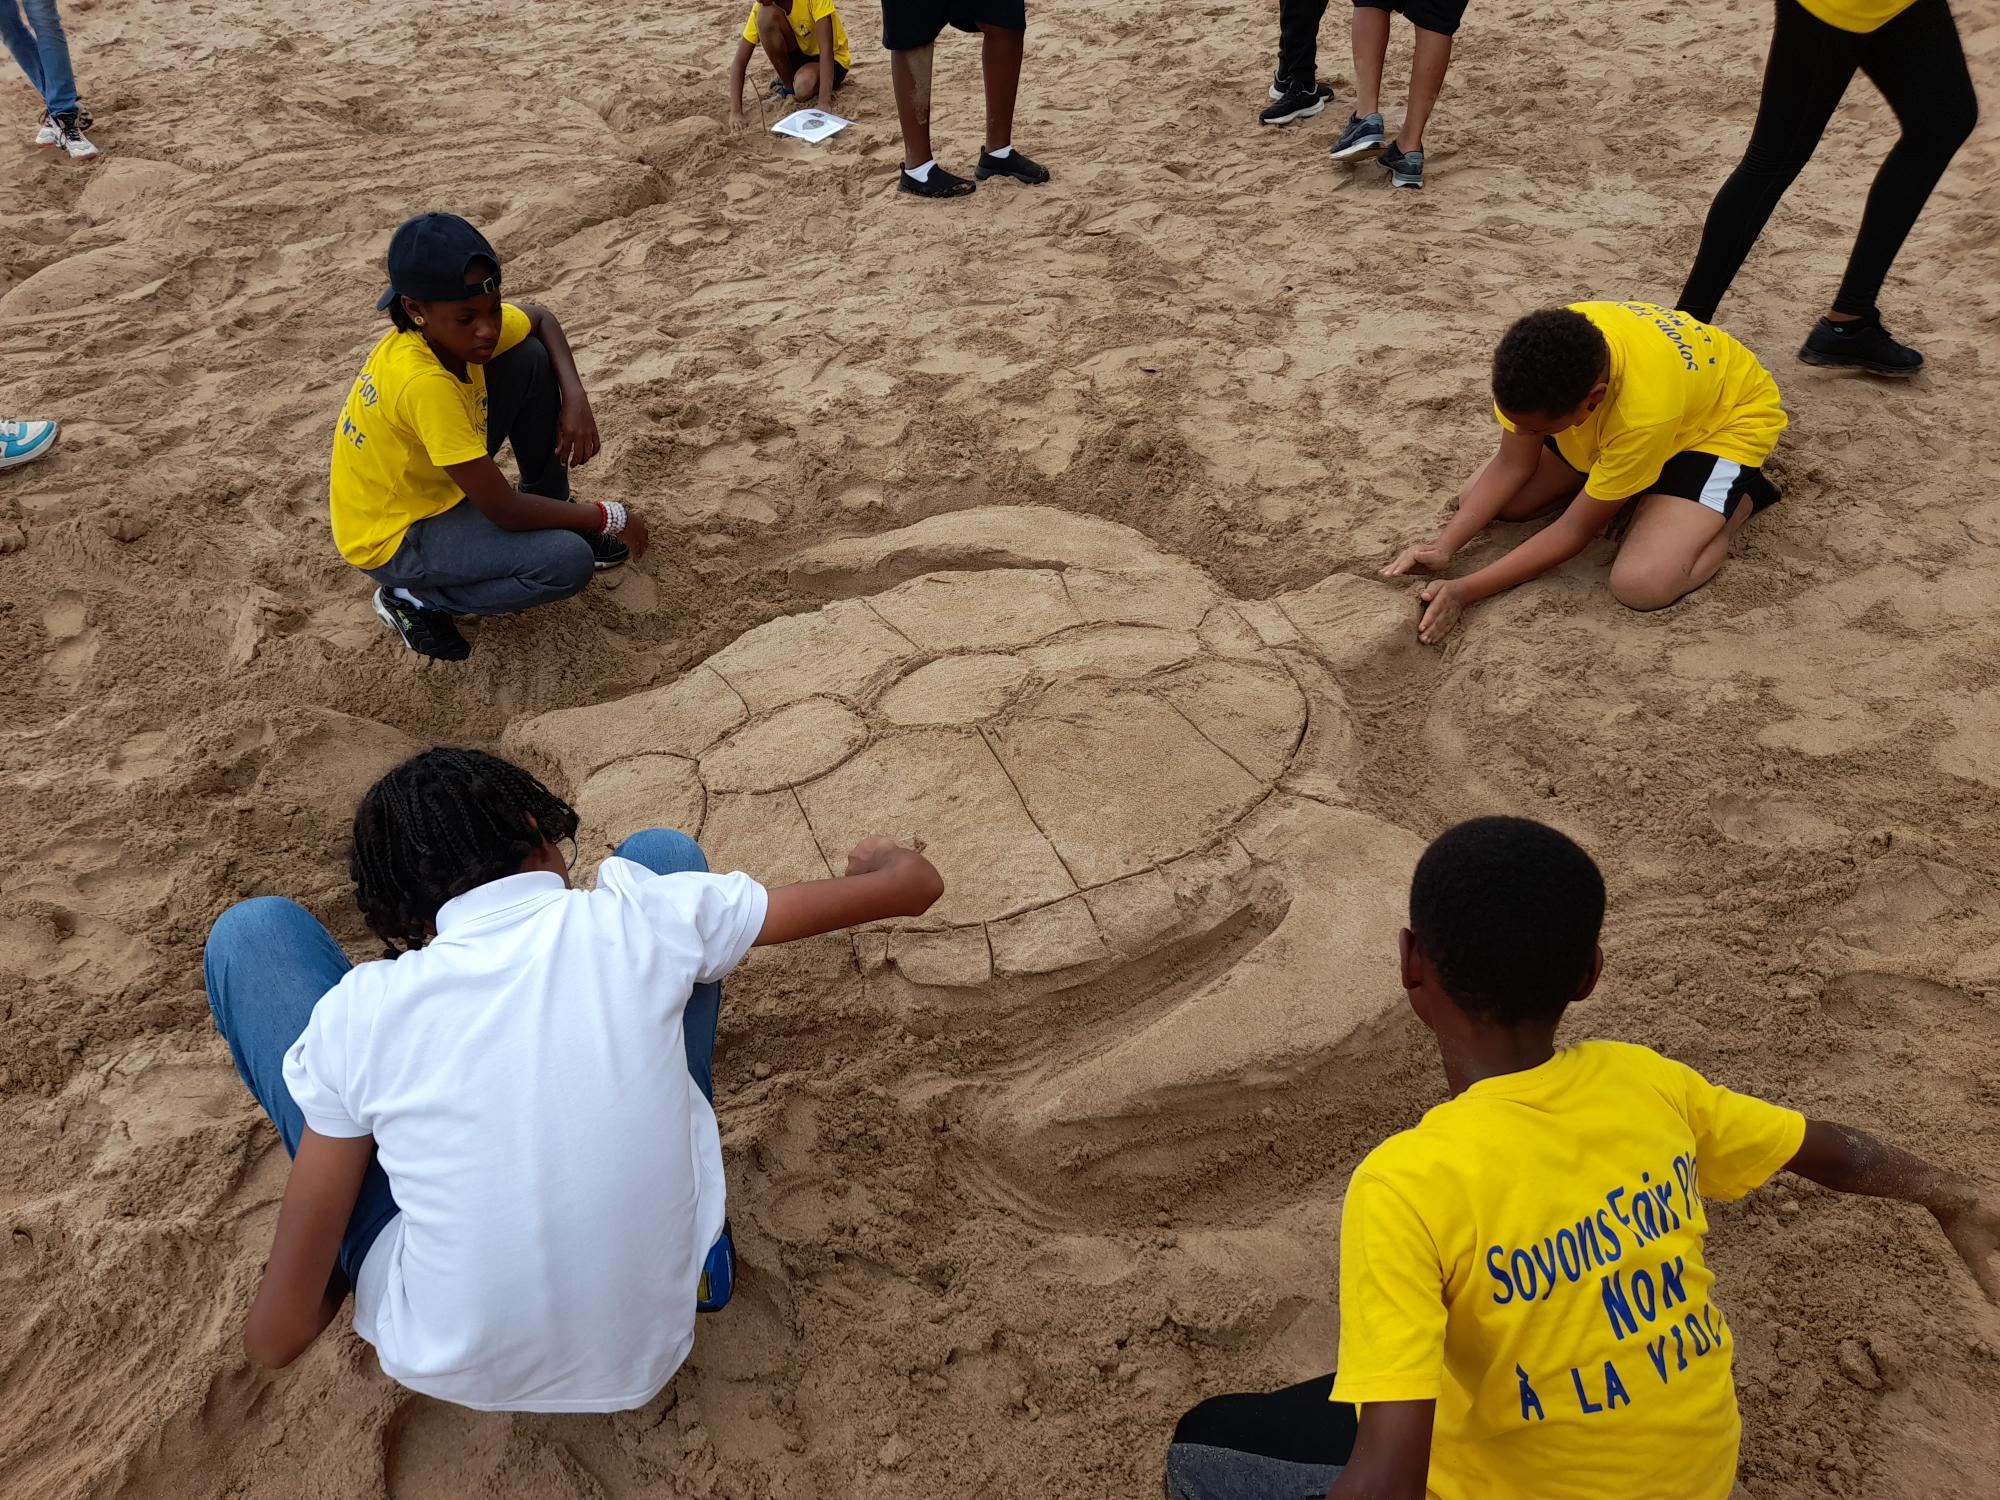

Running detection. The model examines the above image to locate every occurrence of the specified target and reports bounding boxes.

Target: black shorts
[1355,0,1468,38]
[882,0,1027,52]
[1544,438,1775,518]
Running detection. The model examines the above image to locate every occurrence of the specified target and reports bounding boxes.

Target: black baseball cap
[375,213,503,310]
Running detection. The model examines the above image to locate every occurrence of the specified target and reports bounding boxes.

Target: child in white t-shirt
[203,747,943,1412]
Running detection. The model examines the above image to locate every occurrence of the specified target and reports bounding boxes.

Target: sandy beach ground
[2,1,1998,1496]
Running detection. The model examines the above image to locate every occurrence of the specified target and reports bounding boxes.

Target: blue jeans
[1,0,80,116]
[203,828,723,1288]
[362,336,593,617]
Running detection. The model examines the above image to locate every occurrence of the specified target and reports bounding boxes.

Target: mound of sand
[2,2,1998,1499]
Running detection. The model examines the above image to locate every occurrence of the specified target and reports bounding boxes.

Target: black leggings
[484,334,569,501]
[1277,0,1331,87]
[1173,1373,1358,1465]
[1678,0,1976,323]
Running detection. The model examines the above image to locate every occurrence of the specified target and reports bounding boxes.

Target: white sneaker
[0,420,61,471]
[49,112,97,160]
[34,113,58,146]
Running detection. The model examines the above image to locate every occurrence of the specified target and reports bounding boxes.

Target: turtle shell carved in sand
[506,507,1411,997]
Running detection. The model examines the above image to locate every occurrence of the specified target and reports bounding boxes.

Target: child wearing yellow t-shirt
[1165,817,2000,1500]
[332,214,648,662]
[1382,301,1789,645]
[727,0,853,126]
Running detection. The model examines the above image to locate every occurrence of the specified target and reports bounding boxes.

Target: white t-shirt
[281,858,769,1412]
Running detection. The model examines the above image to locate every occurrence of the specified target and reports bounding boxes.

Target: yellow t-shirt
[743,0,852,70]
[1498,301,1788,504]
[1331,1041,1806,1500]
[328,303,531,569]
[1794,0,1918,32]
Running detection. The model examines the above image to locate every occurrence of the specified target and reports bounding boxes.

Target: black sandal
[898,164,976,198]
[975,148,1050,185]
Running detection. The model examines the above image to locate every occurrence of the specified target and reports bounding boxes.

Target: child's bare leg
[1352,5,1391,117]
[1496,445,1585,520]
[979,24,1025,151]
[1607,493,1750,611]
[759,11,802,88]
[794,59,821,99]
[1399,26,1454,150]
[890,44,936,167]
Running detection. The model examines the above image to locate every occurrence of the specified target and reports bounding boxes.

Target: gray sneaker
[1329,112,1386,160]
[1381,142,1425,188]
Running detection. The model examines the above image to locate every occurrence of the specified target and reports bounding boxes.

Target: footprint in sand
[1708,792,1849,850]
[41,590,99,688]
[105,729,176,785]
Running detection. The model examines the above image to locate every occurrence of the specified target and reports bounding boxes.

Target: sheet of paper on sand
[771,109,850,143]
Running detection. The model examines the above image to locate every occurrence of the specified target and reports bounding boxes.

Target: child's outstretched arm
[1787,1120,2000,1303]
[755,836,944,946]
[1383,426,1544,580]
[728,38,756,128]
[441,456,652,559]
[1408,491,1616,645]
[243,1129,377,1367]
[812,13,838,113]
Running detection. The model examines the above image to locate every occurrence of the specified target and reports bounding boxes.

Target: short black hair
[348,748,579,954]
[1492,308,1608,417]
[1409,817,1606,1027]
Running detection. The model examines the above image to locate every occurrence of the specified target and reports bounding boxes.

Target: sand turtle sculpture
[506,507,1432,1129]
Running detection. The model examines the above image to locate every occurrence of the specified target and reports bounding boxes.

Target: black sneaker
[974,148,1049,184]
[1260,83,1326,126]
[1380,141,1425,188]
[1268,72,1335,102]
[587,530,630,571]
[372,587,471,662]
[1329,111,1386,159]
[898,164,976,198]
[1798,313,1923,377]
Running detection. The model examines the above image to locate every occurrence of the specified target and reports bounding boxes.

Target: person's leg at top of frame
[885,1,1048,198]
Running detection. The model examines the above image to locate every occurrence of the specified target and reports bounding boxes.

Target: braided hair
[348,748,580,955]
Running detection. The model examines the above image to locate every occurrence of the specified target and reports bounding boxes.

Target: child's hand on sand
[1417,579,1466,645]
[622,509,651,560]
[844,837,944,916]
[729,105,747,131]
[1382,540,1453,577]
[1933,1185,2000,1305]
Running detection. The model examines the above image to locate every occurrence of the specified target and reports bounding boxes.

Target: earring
[414,316,426,327]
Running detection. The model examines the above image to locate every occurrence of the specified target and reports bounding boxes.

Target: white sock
[987,144,1013,159]
[906,158,935,182]
[394,588,429,609]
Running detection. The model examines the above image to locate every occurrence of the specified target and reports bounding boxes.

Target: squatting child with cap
[332,213,647,662]
[1164,817,2000,1500]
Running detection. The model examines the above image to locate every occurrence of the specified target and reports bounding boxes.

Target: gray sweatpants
[363,334,596,617]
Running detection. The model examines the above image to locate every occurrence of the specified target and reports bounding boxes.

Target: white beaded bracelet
[598,499,628,536]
